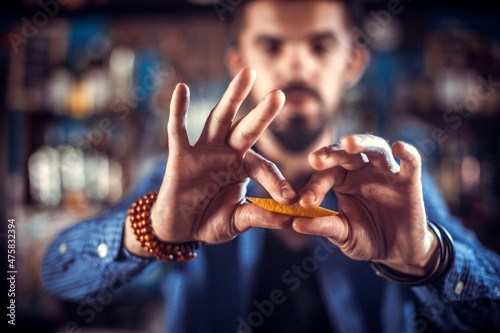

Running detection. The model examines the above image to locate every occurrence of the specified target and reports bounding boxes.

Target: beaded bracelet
[370,220,455,287]
[127,191,202,262]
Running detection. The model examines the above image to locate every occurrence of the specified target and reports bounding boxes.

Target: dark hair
[223,0,365,47]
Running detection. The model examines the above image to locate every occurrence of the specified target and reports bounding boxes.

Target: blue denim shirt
[42,155,500,332]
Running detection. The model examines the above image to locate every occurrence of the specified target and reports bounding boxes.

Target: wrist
[383,225,440,276]
[123,215,155,258]
[371,220,455,286]
[127,191,201,262]
[150,199,164,240]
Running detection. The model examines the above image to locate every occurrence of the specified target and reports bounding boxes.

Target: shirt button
[455,281,464,295]
[97,243,108,258]
[59,243,68,254]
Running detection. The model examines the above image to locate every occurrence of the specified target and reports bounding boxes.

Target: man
[42,1,500,332]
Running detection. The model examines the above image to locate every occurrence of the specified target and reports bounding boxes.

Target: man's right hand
[125,68,297,256]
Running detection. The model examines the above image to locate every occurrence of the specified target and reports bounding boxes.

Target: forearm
[42,200,154,302]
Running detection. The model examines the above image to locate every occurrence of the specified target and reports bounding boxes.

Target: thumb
[292,214,349,247]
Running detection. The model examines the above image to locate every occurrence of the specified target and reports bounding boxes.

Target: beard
[269,112,328,152]
[268,83,329,153]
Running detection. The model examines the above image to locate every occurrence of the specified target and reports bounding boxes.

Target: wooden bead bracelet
[127,191,202,262]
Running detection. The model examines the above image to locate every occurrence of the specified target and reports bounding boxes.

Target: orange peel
[246,197,338,218]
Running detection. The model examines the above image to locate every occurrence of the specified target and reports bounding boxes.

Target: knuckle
[308,178,323,190]
[259,159,278,175]
[277,217,292,229]
[326,143,344,152]
[272,177,287,189]
[213,113,234,125]
[239,128,259,141]
[335,221,351,247]
[228,95,239,104]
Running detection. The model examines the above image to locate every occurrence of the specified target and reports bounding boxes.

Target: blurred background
[0,0,499,332]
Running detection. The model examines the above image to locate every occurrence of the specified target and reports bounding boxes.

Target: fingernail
[302,190,316,203]
[282,187,296,199]
[354,136,363,144]
[270,89,286,104]
[360,152,369,163]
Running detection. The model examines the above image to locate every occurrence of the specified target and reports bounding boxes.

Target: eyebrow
[306,31,339,44]
[254,35,282,46]
[254,31,339,45]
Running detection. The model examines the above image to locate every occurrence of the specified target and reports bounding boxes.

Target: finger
[341,134,400,173]
[308,143,368,171]
[244,150,297,204]
[168,83,191,156]
[227,90,285,152]
[200,68,256,145]
[298,167,346,209]
[392,141,421,180]
[292,215,348,246]
[234,203,294,234]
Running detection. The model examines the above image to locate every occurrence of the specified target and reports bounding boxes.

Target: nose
[279,43,315,83]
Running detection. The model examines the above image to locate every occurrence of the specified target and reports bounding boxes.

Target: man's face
[236,1,356,152]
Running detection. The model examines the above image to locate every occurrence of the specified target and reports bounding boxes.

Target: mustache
[280,83,322,103]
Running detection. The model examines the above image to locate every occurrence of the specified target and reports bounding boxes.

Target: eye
[261,40,281,55]
[310,36,338,56]
[312,41,330,55]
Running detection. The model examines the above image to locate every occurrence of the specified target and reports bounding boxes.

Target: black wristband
[370,220,455,287]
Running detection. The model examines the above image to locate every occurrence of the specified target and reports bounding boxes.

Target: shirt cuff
[84,208,154,275]
[412,242,497,303]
